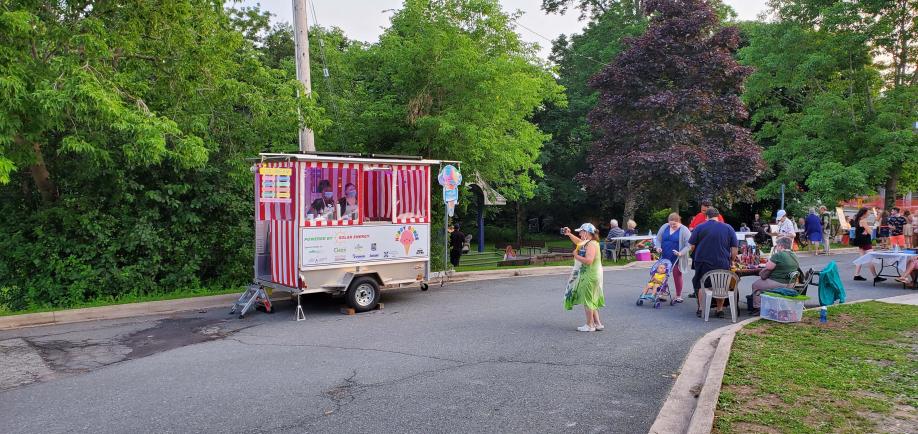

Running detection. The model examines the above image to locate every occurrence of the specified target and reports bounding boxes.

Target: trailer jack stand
[295,293,306,321]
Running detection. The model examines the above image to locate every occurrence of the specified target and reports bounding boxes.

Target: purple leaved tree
[585,0,764,222]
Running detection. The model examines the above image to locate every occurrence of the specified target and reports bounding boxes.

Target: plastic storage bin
[760,294,805,323]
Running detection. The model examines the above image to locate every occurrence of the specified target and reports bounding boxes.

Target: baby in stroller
[637,259,673,308]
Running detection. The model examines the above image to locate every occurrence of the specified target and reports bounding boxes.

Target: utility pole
[292,0,315,152]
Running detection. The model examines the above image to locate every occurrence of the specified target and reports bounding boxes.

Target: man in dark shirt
[448,224,466,267]
[888,207,907,248]
[688,207,738,318]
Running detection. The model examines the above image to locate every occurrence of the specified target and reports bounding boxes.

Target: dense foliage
[739,0,917,208]
[0,0,323,310]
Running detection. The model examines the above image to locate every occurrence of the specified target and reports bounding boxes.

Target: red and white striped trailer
[232,153,441,319]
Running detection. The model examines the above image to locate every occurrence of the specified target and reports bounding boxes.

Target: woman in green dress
[562,223,605,332]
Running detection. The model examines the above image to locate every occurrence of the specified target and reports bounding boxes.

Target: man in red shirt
[689,200,724,230]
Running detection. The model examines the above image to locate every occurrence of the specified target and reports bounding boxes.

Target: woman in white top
[773,209,796,242]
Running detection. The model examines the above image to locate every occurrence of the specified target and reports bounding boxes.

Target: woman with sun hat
[561,223,605,332]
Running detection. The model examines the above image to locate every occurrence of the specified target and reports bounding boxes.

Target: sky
[238,0,770,60]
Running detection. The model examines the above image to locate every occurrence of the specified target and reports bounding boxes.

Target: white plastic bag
[760,294,805,323]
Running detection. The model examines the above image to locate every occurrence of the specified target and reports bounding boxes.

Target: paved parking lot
[0,253,912,433]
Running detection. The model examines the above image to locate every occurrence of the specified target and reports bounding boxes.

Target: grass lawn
[715,302,918,434]
[0,286,243,318]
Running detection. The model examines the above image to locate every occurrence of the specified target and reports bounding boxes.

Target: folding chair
[701,270,740,323]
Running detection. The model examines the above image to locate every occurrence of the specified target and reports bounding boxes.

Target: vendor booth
[231,153,442,319]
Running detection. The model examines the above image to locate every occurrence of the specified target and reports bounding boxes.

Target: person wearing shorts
[888,207,907,248]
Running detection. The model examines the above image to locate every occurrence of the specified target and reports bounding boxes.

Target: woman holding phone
[654,213,692,303]
[562,223,605,332]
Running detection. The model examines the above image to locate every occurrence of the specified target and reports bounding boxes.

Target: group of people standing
[563,201,806,330]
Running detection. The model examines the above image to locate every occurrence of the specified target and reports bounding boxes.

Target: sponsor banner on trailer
[301,224,430,266]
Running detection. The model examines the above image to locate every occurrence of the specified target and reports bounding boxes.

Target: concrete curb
[648,317,757,434]
[0,294,241,331]
[649,293,918,434]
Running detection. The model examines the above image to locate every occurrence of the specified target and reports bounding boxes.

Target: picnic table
[604,235,654,261]
[852,250,918,286]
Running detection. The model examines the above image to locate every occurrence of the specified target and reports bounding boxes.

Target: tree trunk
[515,201,525,246]
[669,194,681,215]
[622,188,637,227]
[16,136,58,203]
[885,166,900,210]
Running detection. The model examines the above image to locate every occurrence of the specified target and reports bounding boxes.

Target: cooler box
[635,249,651,261]
[760,293,805,323]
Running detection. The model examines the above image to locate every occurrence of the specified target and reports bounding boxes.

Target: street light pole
[292,0,315,152]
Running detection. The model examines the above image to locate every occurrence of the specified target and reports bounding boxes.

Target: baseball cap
[776,210,786,219]
[577,223,597,234]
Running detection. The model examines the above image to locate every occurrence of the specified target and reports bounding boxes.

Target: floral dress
[564,241,605,310]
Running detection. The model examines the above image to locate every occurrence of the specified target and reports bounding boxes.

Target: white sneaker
[594,324,605,331]
[577,325,595,332]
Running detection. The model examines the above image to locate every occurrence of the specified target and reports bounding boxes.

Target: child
[641,263,668,299]
[503,245,517,261]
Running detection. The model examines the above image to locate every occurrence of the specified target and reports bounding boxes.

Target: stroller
[636,258,674,309]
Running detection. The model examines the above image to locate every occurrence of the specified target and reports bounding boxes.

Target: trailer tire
[420,283,429,291]
[346,277,380,312]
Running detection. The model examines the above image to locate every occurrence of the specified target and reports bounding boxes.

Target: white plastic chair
[701,270,740,323]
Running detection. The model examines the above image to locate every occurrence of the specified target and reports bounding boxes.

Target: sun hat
[577,223,597,234]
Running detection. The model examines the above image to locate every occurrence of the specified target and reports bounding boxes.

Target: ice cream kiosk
[232,152,443,320]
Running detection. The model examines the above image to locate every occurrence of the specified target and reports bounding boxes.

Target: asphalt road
[0,253,913,433]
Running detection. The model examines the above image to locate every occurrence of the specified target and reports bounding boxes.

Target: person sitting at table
[739,222,751,233]
[309,180,336,218]
[753,213,770,245]
[895,257,918,285]
[851,207,884,283]
[603,219,625,259]
[749,237,800,313]
[625,219,652,251]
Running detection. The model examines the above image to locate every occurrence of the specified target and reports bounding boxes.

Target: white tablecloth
[852,251,917,273]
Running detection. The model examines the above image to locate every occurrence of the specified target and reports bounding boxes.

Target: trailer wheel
[420,283,429,291]
[346,277,380,312]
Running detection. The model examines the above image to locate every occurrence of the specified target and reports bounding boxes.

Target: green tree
[0,0,324,310]
[741,0,917,207]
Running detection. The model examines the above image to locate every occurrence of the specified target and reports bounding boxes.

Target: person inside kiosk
[309,179,336,219]
[339,183,359,221]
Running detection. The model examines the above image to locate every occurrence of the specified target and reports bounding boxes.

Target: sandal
[696,309,702,318]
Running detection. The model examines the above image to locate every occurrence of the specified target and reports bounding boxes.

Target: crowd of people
[561,202,917,331]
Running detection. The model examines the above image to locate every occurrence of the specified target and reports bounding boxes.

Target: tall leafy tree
[0,0,324,310]
[586,0,763,222]
[531,3,647,226]
[743,0,917,207]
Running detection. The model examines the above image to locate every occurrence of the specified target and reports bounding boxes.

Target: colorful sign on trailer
[301,224,431,266]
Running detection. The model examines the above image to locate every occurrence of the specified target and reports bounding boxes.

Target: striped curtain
[395,165,430,223]
[363,170,392,221]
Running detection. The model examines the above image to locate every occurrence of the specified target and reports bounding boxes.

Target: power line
[509,17,606,67]
[308,0,341,122]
